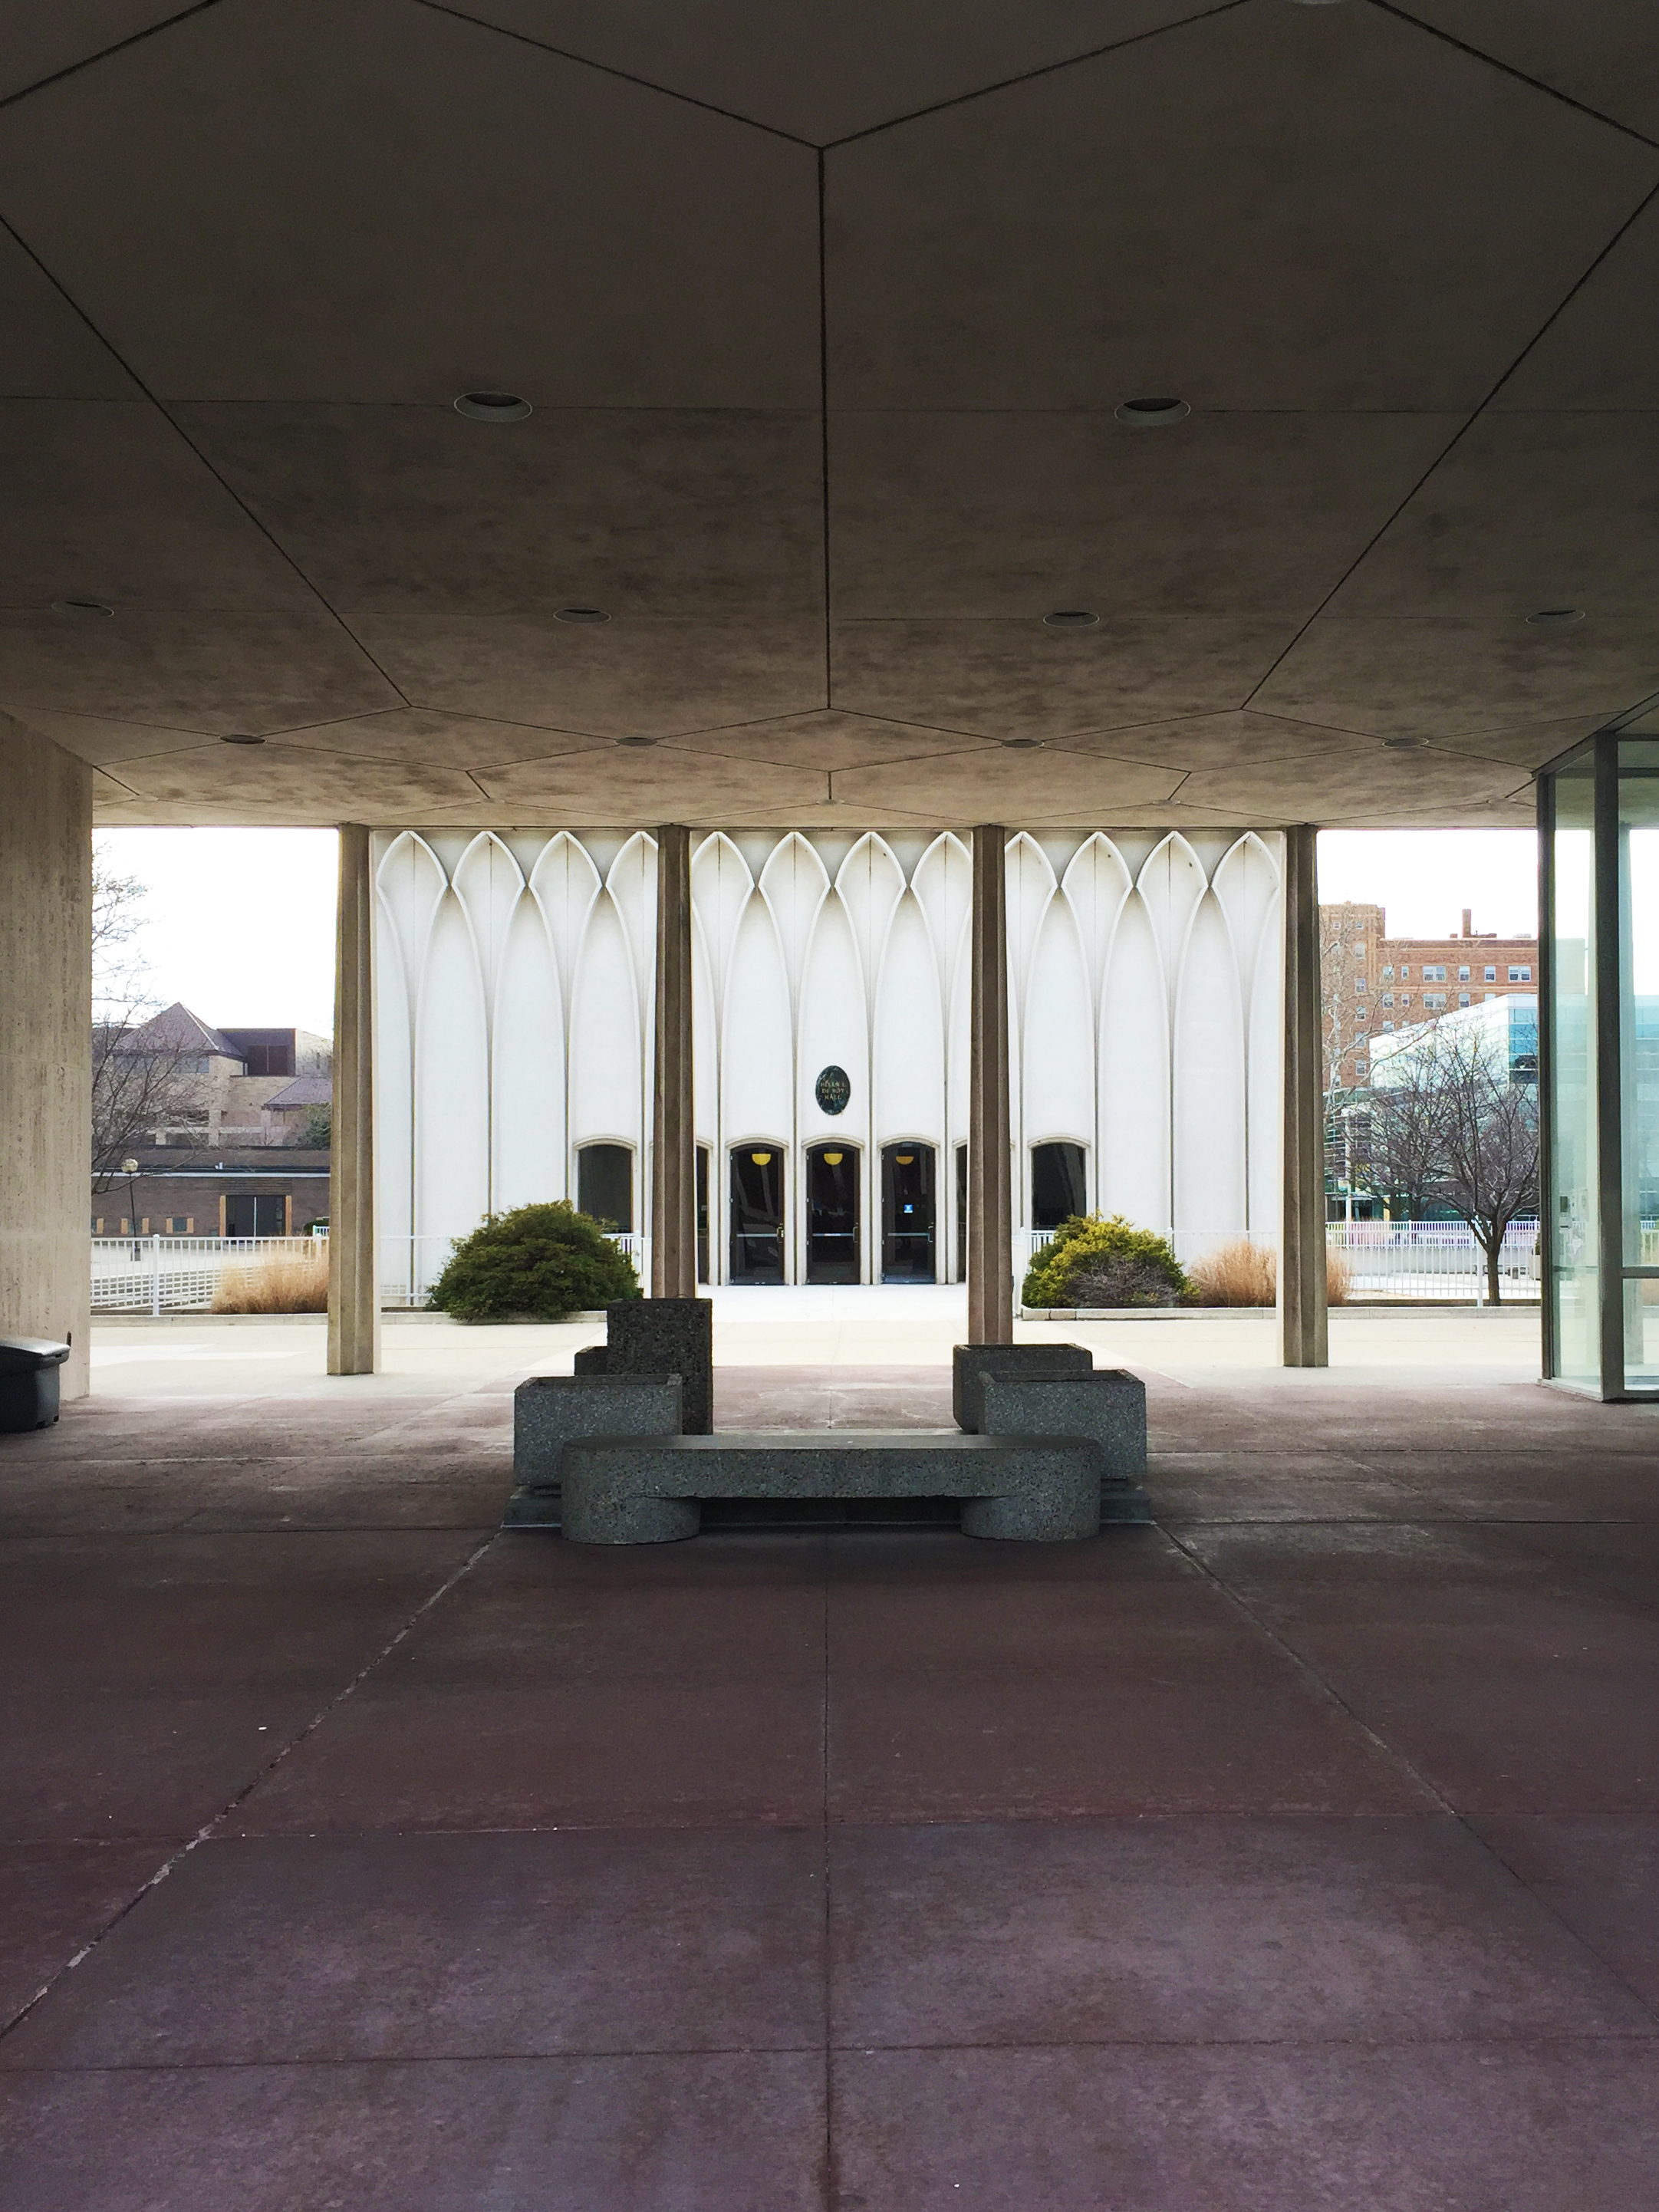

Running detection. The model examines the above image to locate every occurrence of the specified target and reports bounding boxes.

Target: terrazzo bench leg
[558,1431,1103,1545]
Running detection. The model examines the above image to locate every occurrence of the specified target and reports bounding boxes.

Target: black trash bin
[0,1338,71,1431]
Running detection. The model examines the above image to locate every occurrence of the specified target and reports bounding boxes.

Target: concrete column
[967,824,1014,1345]
[651,824,696,1299]
[0,714,91,1398]
[1279,824,1328,1368]
[328,823,379,1376]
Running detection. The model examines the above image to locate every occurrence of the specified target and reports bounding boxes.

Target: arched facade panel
[371,828,1284,1290]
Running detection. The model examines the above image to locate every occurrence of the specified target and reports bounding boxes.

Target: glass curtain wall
[1540,716,1659,1397]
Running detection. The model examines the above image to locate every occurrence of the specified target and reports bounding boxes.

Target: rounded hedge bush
[1021,1213,1192,1310]
[426,1201,641,1322]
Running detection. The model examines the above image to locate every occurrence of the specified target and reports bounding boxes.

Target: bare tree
[91,853,198,1189]
[1429,1025,1540,1302]
[1365,1056,1448,1222]
[1369,1019,1539,1302]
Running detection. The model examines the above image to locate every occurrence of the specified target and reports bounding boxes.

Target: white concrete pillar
[328,823,379,1375]
[1279,823,1328,1367]
[651,825,696,1299]
[967,824,1013,1345]
[0,713,91,1397]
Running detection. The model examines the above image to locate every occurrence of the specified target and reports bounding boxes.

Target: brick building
[92,1006,331,1235]
[1320,904,1537,1092]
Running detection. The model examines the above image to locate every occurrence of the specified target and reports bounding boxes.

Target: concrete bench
[559,1431,1104,1545]
[504,1374,682,1529]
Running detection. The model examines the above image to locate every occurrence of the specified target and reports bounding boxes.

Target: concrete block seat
[558,1431,1105,1545]
[505,1374,683,1529]
[954,1344,1152,1523]
[573,1298,713,1432]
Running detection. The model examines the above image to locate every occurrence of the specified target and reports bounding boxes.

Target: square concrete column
[0,714,91,1398]
[1279,823,1328,1368]
[651,824,697,1299]
[328,823,379,1376]
[967,823,1014,1345]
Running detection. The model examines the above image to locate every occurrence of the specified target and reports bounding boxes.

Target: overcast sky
[96,823,1541,1040]
[1315,828,1537,940]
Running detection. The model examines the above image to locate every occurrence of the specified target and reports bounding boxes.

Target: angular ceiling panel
[831,410,1463,619]
[1174,748,1529,819]
[1254,616,1659,740]
[1328,413,1659,619]
[828,0,1657,410]
[659,710,997,771]
[260,709,611,769]
[0,225,136,397]
[1403,0,1659,142]
[1496,192,1659,410]
[446,0,1207,143]
[0,0,818,405]
[833,745,1183,818]
[176,405,824,620]
[472,745,825,813]
[0,400,322,613]
[0,1,190,105]
[832,617,1295,739]
[1048,709,1392,774]
[356,614,825,738]
[105,740,484,818]
[0,607,400,734]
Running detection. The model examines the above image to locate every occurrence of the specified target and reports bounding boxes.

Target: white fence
[1327,1220,1540,1302]
[1019,1220,1540,1302]
[91,1234,328,1313]
[380,1232,649,1310]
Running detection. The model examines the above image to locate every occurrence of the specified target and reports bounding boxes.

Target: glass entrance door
[805,1144,860,1283]
[881,1143,936,1281]
[729,1145,785,1283]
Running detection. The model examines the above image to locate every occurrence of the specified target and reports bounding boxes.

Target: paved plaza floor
[3,1298,1657,2206]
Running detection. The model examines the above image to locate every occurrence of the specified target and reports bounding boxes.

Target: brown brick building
[1320,903,1537,1092]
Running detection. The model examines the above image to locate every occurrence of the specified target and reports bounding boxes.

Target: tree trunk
[1485,1236,1502,1305]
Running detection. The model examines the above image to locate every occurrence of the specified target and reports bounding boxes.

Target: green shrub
[427,1201,641,1322]
[1021,1213,1192,1310]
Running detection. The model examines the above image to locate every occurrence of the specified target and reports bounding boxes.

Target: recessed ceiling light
[453,390,532,422]
[1114,397,1190,427]
[1525,607,1584,627]
[555,606,610,624]
[51,597,114,617]
[1383,736,1424,750]
[616,735,658,748]
[1043,610,1098,628]
[220,732,265,746]
[1001,737,1044,749]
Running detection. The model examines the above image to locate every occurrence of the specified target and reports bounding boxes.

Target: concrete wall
[0,714,91,1397]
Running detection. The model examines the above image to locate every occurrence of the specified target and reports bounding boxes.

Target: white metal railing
[1325,1220,1540,1302]
[1019,1220,1539,1303]
[379,1230,648,1310]
[91,1233,328,1313]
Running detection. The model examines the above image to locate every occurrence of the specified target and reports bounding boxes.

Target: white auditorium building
[374,825,1284,1302]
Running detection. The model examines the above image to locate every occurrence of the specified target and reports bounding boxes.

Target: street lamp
[120,1157,140,1257]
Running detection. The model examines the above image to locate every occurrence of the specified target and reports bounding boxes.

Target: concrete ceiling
[2,0,1657,829]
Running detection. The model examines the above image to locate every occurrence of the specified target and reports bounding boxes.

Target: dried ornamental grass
[213,1246,331,1313]
[1187,1238,1276,1307]
[1185,1239,1351,1307]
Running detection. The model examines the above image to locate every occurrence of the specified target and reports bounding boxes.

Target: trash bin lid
[0,1338,72,1372]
